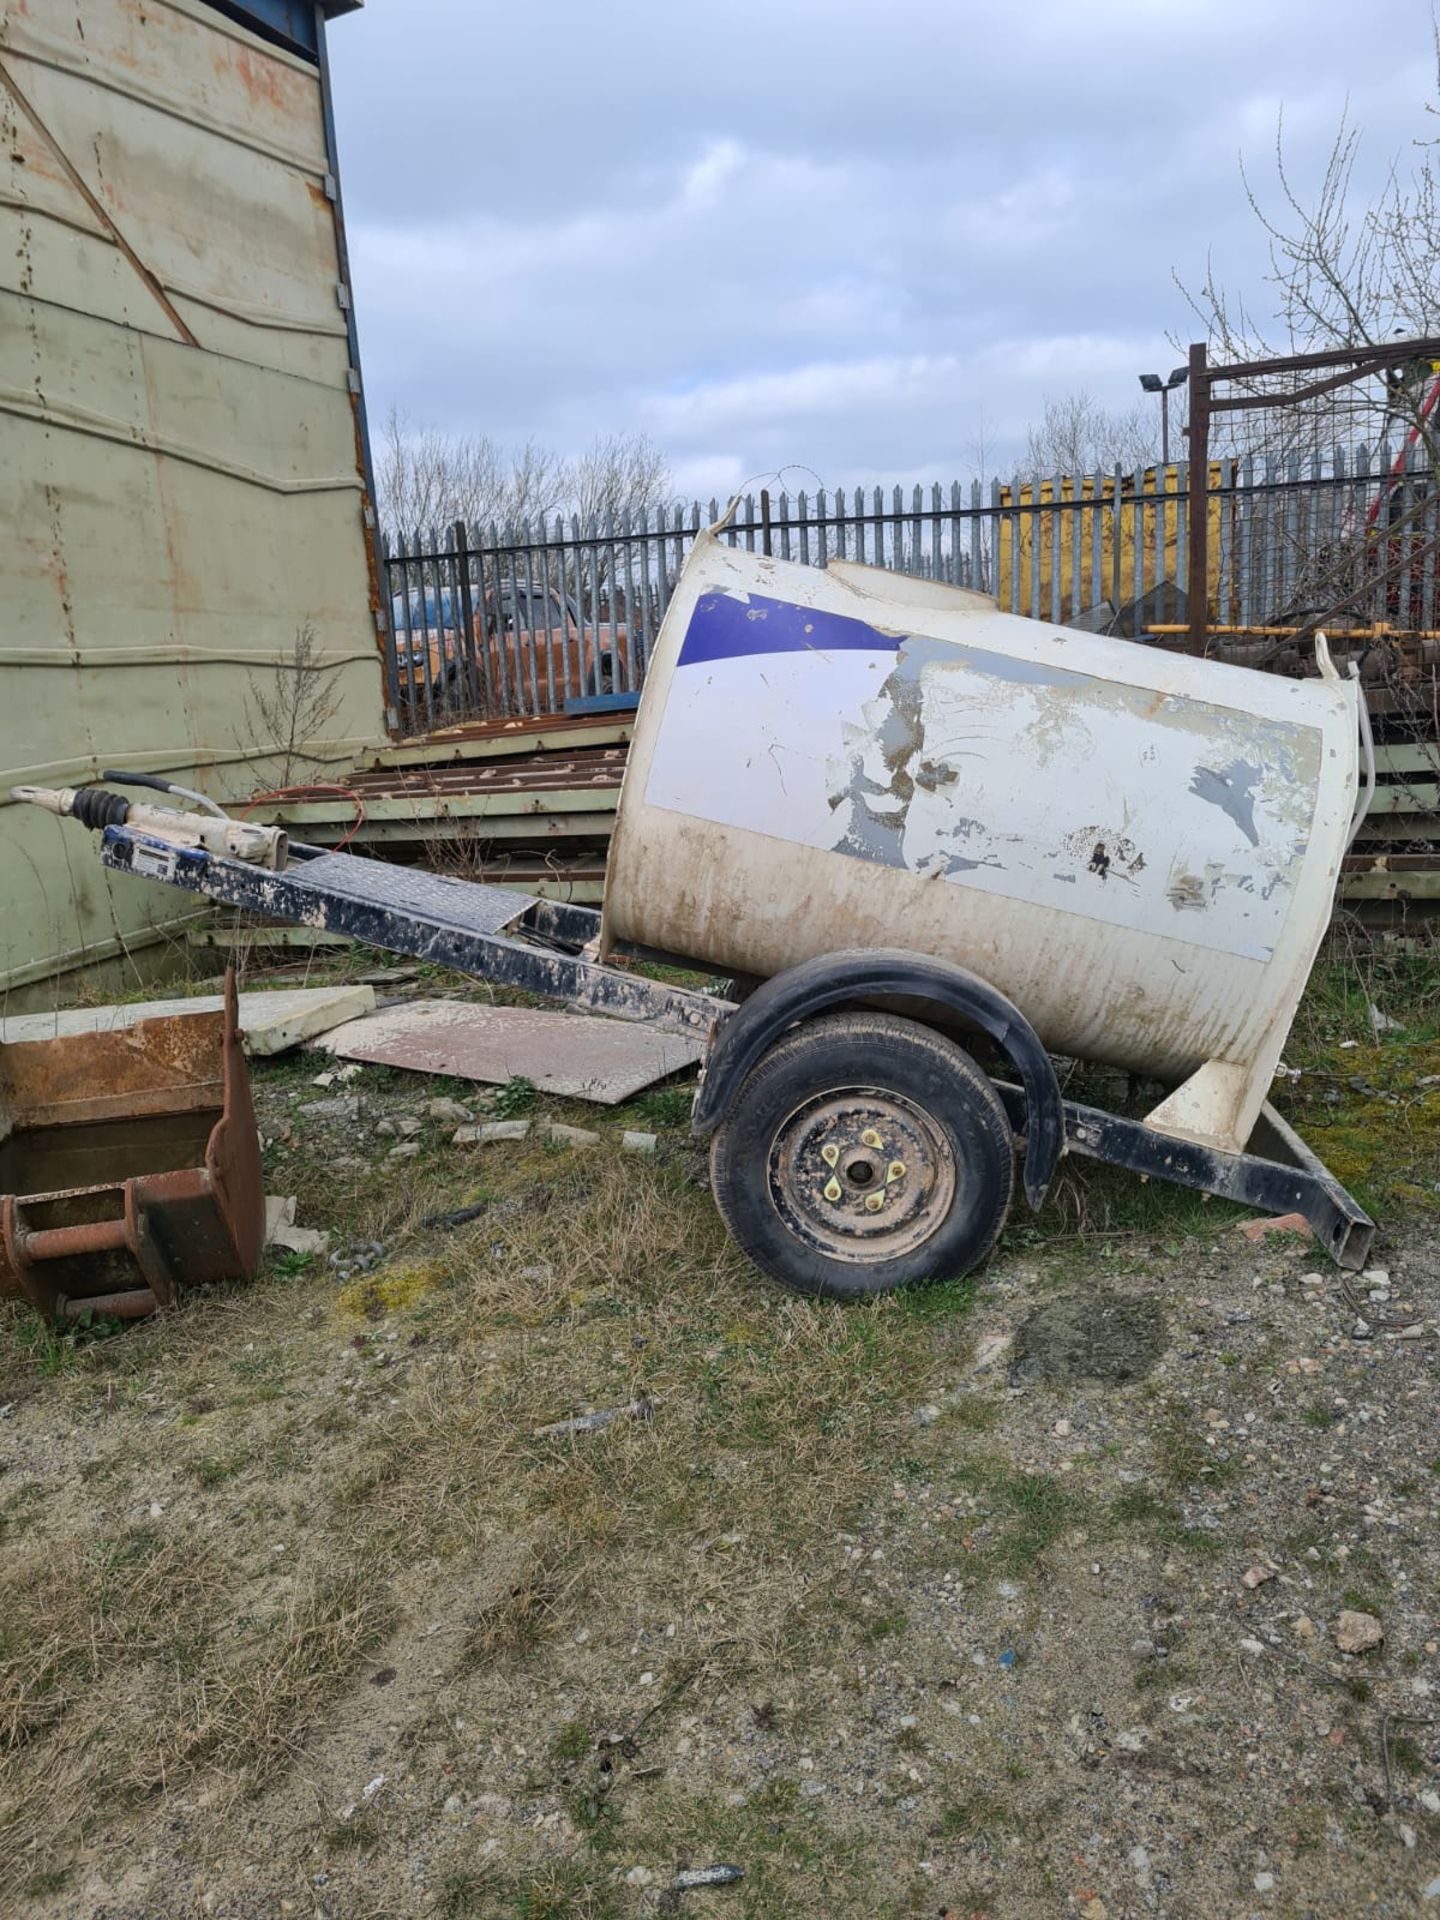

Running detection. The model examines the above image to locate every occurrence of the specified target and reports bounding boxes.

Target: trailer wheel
[708,1011,1014,1300]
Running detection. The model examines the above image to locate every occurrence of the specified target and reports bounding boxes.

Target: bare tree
[377,411,673,545]
[1171,39,1440,653]
[244,623,345,789]
[377,408,569,542]
[567,431,673,531]
[1022,390,1158,479]
[1176,33,1440,460]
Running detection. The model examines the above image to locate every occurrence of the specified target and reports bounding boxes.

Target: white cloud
[330,0,1440,495]
[641,355,964,434]
[668,452,749,501]
[680,139,747,209]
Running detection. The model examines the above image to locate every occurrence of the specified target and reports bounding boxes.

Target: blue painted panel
[677,588,900,669]
[199,0,321,60]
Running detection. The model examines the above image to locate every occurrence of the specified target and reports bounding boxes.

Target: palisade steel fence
[381,442,1439,733]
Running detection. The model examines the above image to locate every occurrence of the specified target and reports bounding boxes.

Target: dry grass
[0,1123,903,1898]
[0,1108,956,1908]
[0,1527,226,1760]
[2,965,1436,1916]
[0,1517,393,1890]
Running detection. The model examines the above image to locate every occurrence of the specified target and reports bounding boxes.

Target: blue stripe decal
[677,590,903,667]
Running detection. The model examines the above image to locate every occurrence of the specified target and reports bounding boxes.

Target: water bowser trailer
[13,531,1377,1298]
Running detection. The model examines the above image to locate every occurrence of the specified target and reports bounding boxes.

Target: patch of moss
[338,1260,444,1320]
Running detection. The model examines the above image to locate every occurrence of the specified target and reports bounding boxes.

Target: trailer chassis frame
[93,825,1374,1271]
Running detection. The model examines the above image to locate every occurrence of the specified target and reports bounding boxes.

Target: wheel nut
[820,1143,840,1168]
[887,1160,906,1183]
[860,1128,883,1149]
[864,1192,885,1213]
[823,1177,842,1203]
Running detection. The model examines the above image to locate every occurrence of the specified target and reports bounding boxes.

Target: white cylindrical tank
[603,532,1362,1156]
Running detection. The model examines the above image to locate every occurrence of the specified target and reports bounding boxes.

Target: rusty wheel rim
[767,1087,957,1264]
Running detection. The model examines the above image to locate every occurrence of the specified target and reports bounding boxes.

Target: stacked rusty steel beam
[1342,740,1440,925]
[246,712,628,908]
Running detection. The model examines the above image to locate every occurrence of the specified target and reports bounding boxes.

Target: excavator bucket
[0,971,264,1325]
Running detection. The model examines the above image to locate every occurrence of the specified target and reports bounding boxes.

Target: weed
[326,1814,381,1852]
[935,1786,1013,1843]
[271,1250,318,1279]
[1153,1402,1238,1491]
[1340,1587,1388,1614]
[551,1719,593,1765]
[1390,1733,1426,1777]
[434,1867,494,1918]
[438,1861,618,1920]
[465,1542,571,1664]
[1110,1487,1169,1526]
[1,1311,122,1378]
[494,1076,539,1118]
[182,1452,251,1489]
[950,1460,1086,1577]
[635,1083,696,1129]
[945,1395,1001,1432]
[1134,1658,1190,1692]
[21,1867,73,1896]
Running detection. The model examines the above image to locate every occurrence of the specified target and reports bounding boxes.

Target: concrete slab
[1,986,376,1057]
[316,1000,702,1105]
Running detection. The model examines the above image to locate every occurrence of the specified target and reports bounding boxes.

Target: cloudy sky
[328,0,1438,500]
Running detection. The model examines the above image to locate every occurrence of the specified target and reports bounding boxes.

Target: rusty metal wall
[0,0,385,1000]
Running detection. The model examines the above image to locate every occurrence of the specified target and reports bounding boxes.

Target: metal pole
[1160,387,1170,469]
[1186,342,1209,652]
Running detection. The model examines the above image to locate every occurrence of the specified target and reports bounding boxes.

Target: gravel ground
[1,1033,1437,1920]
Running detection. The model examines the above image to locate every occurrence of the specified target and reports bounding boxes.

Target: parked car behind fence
[390,582,632,725]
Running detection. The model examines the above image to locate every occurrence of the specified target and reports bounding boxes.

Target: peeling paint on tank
[935,640,1090,691]
[641,554,1336,973]
[1167,872,1206,912]
[1189,760,1262,846]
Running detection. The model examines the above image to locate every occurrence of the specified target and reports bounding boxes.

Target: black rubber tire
[708,1011,1015,1300]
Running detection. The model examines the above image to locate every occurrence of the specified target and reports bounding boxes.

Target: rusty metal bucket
[0,971,264,1324]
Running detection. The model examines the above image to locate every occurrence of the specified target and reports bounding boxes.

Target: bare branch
[1022,390,1159,480]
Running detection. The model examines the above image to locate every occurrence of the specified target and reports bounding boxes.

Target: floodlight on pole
[1138,365,1188,467]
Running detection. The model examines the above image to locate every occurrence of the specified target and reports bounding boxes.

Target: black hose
[100,770,174,796]
[69,787,131,831]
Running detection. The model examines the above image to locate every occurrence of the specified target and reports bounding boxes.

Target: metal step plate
[292,852,537,938]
